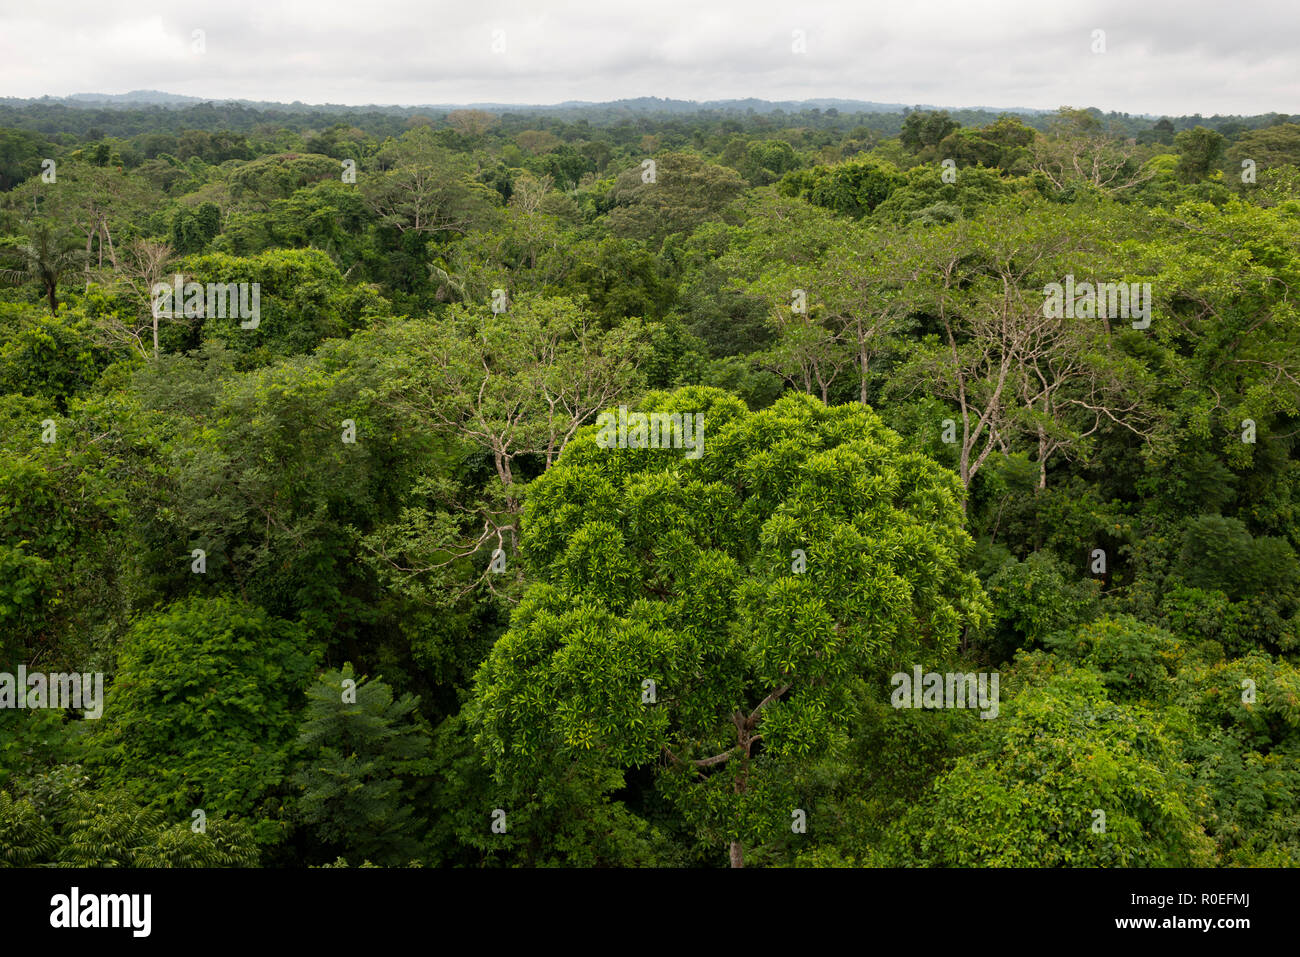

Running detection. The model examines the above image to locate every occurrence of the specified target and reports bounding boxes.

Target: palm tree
[0,223,87,315]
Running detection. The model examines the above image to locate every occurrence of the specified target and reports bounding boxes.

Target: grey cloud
[1,0,1294,114]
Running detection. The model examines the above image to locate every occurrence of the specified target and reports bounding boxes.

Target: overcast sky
[1,0,1294,116]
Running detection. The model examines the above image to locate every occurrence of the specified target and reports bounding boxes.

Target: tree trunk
[729,724,752,868]
[959,435,972,492]
[857,331,869,406]
[102,222,119,271]
[46,281,58,315]
[84,231,94,291]
[494,450,514,486]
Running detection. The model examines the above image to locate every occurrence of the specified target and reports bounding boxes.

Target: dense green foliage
[3,100,1299,867]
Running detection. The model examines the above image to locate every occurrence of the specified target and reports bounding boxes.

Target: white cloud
[0,0,1294,115]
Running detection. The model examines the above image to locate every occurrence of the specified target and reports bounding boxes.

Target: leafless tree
[99,239,175,358]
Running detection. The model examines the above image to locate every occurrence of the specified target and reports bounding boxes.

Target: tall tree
[471,388,989,867]
[1031,108,1155,195]
[363,296,653,599]
[294,665,432,865]
[363,128,497,235]
[0,222,86,314]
